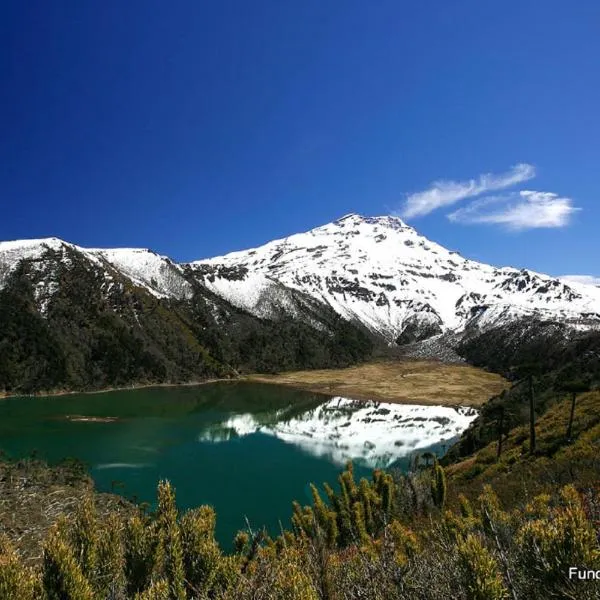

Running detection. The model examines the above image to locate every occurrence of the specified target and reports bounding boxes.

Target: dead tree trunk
[566,391,577,441]
[497,406,505,459]
[529,375,536,455]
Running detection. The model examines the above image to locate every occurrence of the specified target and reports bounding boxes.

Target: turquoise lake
[0,382,475,547]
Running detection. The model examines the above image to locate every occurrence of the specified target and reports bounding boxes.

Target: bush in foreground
[1,462,599,600]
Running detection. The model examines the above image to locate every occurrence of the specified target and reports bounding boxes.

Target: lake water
[0,382,477,547]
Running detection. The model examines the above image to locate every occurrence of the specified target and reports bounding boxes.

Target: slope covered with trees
[0,248,372,394]
[444,318,600,462]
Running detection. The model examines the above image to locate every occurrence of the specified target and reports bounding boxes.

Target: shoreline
[243,378,476,407]
[0,359,507,408]
[0,377,234,401]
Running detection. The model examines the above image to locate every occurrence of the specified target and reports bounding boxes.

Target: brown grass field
[246,359,508,407]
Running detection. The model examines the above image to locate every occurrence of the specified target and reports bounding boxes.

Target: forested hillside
[444,318,600,462]
[0,248,372,394]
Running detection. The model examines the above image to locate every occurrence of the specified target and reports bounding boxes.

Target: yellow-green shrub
[456,533,508,600]
[0,535,40,600]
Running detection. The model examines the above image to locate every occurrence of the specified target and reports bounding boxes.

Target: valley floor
[246,359,508,407]
[1,360,506,407]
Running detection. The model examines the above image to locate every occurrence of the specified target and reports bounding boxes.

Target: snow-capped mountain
[2,214,599,348]
[0,237,195,320]
[0,237,355,335]
[0,237,192,299]
[190,214,600,343]
[1,235,377,393]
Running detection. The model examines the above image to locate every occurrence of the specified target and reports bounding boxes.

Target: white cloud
[559,275,600,287]
[399,163,536,218]
[447,190,579,230]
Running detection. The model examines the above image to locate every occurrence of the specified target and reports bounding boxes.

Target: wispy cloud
[447,190,580,230]
[559,275,600,287]
[399,163,535,218]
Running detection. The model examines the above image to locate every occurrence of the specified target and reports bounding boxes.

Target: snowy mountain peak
[2,216,599,346]
[0,238,74,289]
[190,214,600,343]
[335,212,362,222]
[333,213,409,228]
[0,238,192,303]
[88,247,192,300]
[320,213,412,235]
[0,237,70,252]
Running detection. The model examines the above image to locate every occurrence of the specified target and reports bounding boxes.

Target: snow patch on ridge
[88,248,192,300]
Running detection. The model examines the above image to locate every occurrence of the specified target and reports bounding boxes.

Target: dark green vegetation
[0,248,372,394]
[458,319,600,381]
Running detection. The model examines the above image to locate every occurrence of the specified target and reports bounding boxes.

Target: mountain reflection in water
[198,397,478,469]
[0,383,479,546]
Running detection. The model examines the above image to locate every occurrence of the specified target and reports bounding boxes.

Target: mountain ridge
[2,214,599,349]
[0,237,373,393]
[188,213,600,343]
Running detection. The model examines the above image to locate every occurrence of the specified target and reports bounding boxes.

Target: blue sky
[1,1,598,280]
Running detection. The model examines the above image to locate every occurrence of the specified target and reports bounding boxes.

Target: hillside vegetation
[0,250,372,395]
[446,389,600,506]
[445,319,600,461]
